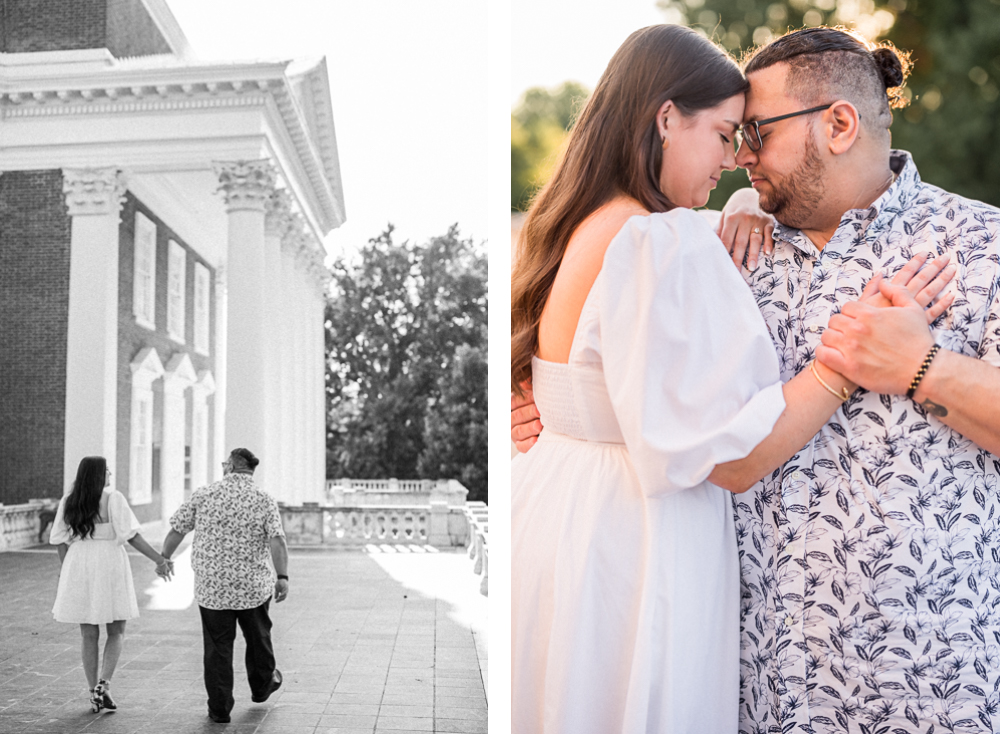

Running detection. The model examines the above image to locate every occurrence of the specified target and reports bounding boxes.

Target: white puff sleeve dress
[51,489,142,624]
[511,209,786,734]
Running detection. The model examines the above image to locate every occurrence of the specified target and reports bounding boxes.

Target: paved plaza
[0,532,488,734]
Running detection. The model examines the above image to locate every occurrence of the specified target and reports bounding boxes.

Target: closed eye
[721,134,731,144]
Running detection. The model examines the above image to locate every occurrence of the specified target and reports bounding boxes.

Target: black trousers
[198,601,276,716]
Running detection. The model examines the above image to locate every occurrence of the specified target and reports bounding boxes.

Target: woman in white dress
[509,25,953,734]
[51,456,174,712]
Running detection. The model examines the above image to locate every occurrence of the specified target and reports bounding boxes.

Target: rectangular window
[130,392,153,505]
[133,212,156,329]
[194,263,210,354]
[167,240,186,343]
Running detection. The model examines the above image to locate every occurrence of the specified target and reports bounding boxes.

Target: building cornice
[0,59,344,237]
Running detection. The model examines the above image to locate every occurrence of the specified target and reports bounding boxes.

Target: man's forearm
[269,536,288,576]
[161,528,186,559]
[913,350,1000,455]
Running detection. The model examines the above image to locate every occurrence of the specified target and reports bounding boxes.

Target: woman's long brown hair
[63,456,107,540]
[511,25,748,395]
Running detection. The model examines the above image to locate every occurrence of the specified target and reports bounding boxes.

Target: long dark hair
[63,456,107,540]
[511,25,748,394]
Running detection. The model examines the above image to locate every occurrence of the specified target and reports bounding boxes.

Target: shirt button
[792,472,804,481]
[785,615,795,627]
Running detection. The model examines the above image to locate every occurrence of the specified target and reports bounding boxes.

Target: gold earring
[661,136,669,150]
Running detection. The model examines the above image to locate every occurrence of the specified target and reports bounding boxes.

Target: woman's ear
[825,100,861,155]
[657,99,675,145]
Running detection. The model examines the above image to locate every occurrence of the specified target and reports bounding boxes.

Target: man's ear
[825,100,861,155]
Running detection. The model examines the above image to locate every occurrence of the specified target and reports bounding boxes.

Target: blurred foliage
[658,0,1000,208]
[418,344,488,503]
[512,0,1000,211]
[511,82,590,211]
[325,225,489,501]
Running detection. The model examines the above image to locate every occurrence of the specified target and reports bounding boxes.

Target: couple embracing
[511,24,1000,734]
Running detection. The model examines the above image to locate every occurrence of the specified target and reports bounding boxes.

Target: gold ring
[753,227,761,234]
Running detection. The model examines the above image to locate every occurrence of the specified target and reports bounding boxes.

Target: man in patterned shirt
[162,448,289,724]
[513,26,1000,734]
[729,28,1000,734]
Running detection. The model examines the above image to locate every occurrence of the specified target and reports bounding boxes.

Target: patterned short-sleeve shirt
[737,151,1000,733]
[170,473,285,611]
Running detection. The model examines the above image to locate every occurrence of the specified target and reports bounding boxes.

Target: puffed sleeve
[109,490,142,544]
[598,209,786,496]
[48,497,72,545]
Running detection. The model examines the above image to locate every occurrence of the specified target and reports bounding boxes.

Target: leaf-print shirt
[169,473,285,611]
[737,150,1000,734]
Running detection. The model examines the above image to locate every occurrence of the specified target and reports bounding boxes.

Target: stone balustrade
[0,499,60,551]
[465,501,489,596]
[279,503,470,548]
[325,478,468,508]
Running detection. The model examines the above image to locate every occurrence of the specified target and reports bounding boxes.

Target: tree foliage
[657,0,1000,209]
[511,81,590,211]
[511,0,1000,212]
[325,225,488,500]
[417,345,488,502]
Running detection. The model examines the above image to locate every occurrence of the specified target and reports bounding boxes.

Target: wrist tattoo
[921,398,948,417]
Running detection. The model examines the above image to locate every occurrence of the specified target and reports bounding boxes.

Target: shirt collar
[771,149,921,256]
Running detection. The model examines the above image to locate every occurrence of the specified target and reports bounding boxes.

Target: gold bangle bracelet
[810,360,850,402]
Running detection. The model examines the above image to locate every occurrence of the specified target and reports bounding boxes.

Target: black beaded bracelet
[277,574,289,581]
[906,344,941,399]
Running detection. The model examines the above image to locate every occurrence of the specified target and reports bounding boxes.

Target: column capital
[265,188,295,238]
[213,160,277,212]
[62,168,126,217]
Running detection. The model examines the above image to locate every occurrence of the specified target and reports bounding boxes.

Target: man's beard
[756,134,825,229]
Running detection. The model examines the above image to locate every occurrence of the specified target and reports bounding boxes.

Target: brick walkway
[0,533,487,734]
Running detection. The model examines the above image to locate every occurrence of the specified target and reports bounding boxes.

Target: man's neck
[794,166,897,252]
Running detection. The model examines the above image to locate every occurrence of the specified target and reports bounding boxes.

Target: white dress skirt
[50,489,142,624]
[511,210,787,734]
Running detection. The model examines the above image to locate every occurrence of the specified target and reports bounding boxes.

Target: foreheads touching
[743,27,912,142]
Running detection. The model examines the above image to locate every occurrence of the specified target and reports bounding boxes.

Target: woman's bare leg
[101,620,126,682]
[80,624,99,689]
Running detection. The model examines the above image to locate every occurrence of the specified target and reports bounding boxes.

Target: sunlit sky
[511,0,668,106]
[167,0,488,259]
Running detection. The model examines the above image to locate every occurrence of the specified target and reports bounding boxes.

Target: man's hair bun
[872,46,904,88]
[871,42,912,108]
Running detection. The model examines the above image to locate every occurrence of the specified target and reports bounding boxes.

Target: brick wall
[1,0,106,53]
[1,0,170,57]
[117,193,216,524]
[0,171,72,504]
[105,0,171,58]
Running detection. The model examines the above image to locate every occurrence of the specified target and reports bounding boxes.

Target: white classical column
[190,370,216,492]
[214,160,277,492]
[311,264,331,503]
[279,227,303,504]
[292,245,310,503]
[212,267,228,482]
[303,261,319,502]
[62,168,126,491]
[161,353,196,520]
[265,191,294,503]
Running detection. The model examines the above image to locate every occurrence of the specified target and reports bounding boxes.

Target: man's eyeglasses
[737,103,835,152]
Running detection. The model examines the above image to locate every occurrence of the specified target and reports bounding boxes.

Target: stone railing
[328,478,432,493]
[279,503,470,548]
[465,501,488,596]
[0,499,60,551]
[325,478,468,508]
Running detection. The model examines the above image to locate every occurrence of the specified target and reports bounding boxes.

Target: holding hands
[155,556,174,581]
[817,252,955,395]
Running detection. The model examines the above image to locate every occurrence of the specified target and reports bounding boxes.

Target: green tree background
[511,0,1000,212]
[325,225,489,502]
